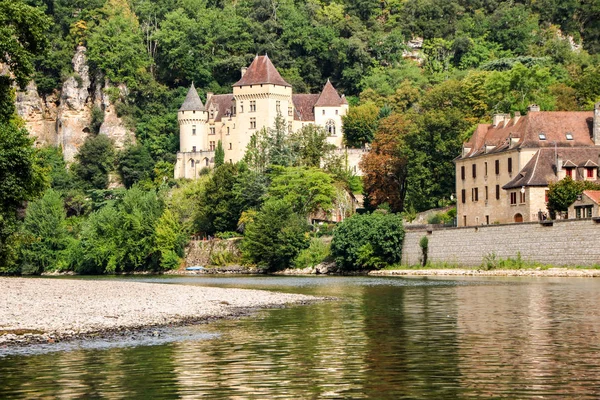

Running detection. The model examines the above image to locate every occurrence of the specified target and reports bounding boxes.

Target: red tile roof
[233,55,291,88]
[315,79,343,107]
[583,190,600,204]
[462,111,594,159]
[292,94,319,121]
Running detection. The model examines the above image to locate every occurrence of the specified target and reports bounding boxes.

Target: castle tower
[314,79,348,149]
[230,54,293,161]
[174,83,211,178]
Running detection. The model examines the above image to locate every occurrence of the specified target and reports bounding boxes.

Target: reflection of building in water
[454,279,600,395]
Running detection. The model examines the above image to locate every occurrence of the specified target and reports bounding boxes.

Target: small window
[229,143,232,150]
[485,186,488,201]
[472,164,477,178]
[472,187,479,202]
[191,159,195,167]
[192,125,196,135]
[335,110,339,115]
[288,107,293,116]
[276,100,280,112]
[209,127,215,135]
[484,162,488,177]
[461,166,465,180]
[326,119,336,136]
[587,168,594,178]
[566,133,573,140]
[538,133,546,140]
[496,185,500,200]
[192,146,196,152]
[510,192,517,205]
[250,100,256,112]
[461,189,466,203]
[508,158,513,174]
[566,168,573,178]
[519,190,526,203]
[495,160,500,175]
[227,127,230,135]
[250,118,256,129]
[322,110,325,115]
[209,141,215,151]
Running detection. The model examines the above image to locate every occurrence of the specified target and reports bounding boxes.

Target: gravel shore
[0,278,319,346]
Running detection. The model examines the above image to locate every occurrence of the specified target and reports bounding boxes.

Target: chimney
[206,92,213,103]
[528,104,540,112]
[556,155,563,177]
[492,114,505,127]
[241,67,247,77]
[513,111,521,125]
[594,102,600,146]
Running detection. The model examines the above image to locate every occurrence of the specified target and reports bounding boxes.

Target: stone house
[174,55,355,179]
[455,103,600,226]
[568,190,600,219]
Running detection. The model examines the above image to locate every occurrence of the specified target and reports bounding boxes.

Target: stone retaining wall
[402,218,600,267]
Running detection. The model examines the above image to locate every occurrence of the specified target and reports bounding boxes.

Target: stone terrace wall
[403,219,600,267]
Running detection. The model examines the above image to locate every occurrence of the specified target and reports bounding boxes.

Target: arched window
[326,119,336,136]
[190,159,195,168]
[204,157,209,166]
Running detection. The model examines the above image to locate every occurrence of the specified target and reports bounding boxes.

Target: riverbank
[0,278,320,347]
[369,267,600,277]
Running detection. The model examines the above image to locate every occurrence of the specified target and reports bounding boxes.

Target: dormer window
[566,133,573,140]
[538,133,546,140]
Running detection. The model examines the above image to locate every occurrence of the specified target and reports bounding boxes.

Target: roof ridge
[315,79,343,107]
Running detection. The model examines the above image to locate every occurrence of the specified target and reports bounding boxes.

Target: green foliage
[546,177,600,217]
[71,134,115,190]
[293,237,331,269]
[427,208,457,224]
[342,103,380,147]
[331,211,405,271]
[419,235,429,267]
[36,146,73,191]
[209,248,238,266]
[214,140,225,168]
[21,189,71,274]
[268,167,336,217]
[153,208,186,270]
[117,144,154,188]
[242,199,310,271]
[289,125,335,168]
[90,106,105,135]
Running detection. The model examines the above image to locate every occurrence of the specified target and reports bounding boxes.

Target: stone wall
[403,219,600,267]
[184,238,242,267]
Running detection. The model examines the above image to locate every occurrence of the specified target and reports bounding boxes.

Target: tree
[360,114,412,212]
[342,103,380,147]
[117,144,154,188]
[153,208,186,270]
[242,199,309,271]
[21,190,71,274]
[195,163,241,234]
[71,135,115,190]
[215,140,225,168]
[289,125,335,168]
[268,167,336,217]
[330,211,404,271]
[546,177,600,218]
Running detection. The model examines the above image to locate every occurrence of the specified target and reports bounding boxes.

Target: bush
[331,211,404,271]
[241,199,309,271]
[293,238,331,269]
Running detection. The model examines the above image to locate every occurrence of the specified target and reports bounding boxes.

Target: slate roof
[315,79,344,107]
[179,83,205,111]
[462,111,594,159]
[206,94,234,122]
[503,147,600,189]
[292,94,319,121]
[233,55,291,87]
[582,190,600,204]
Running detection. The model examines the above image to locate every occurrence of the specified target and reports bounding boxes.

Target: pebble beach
[0,278,319,346]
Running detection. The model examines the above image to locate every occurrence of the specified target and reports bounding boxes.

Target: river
[2,275,600,398]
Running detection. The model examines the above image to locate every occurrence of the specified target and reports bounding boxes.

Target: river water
[2,275,600,398]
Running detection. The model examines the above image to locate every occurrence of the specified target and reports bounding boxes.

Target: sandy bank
[0,278,319,346]
[369,268,600,277]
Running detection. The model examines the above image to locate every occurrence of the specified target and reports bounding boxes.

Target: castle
[174,55,351,178]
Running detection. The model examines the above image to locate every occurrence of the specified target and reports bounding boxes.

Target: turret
[178,83,208,153]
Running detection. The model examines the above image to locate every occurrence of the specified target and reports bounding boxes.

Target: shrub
[293,238,331,269]
[331,211,404,271]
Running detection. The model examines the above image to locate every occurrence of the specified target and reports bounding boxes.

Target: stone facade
[456,105,600,226]
[174,55,355,179]
[402,219,600,267]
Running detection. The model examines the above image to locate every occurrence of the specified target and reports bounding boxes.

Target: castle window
[322,109,325,115]
[485,186,488,201]
[495,160,500,175]
[192,125,196,135]
[191,159,195,167]
[250,118,256,129]
[484,162,488,177]
[472,187,478,202]
[510,192,517,205]
[210,127,215,135]
[288,107,293,116]
[461,166,465,180]
[210,110,214,119]
[229,143,232,150]
[326,119,336,136]
[335,110,338,115]
[519,190,526,203]
[472,164,477,178]
[250,100,256,112]
[209,141,215,151]
[192,146,196,152]
[276,101,280,113]
[461,189,466,203]
[240,104,243,113]
[496,185,500,200]
[508,157,513,173]
[227,127,230,135]
[288,122,292,132]
[205,158,209,166]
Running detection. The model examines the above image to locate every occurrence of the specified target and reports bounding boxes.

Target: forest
[1,0,600,274]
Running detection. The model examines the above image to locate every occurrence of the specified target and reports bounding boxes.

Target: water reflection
[2,276,600,398]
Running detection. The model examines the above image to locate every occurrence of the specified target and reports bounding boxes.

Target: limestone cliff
[16,46,134,162]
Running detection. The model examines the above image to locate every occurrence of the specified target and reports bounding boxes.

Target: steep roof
[206,94,234,122]
[315,79,343,107]
[461,111,594,159]
[583,190,600,204]
[503,147,600,189]
[233,55,291,87]
[292,94,319,121]
[179,83,205,111]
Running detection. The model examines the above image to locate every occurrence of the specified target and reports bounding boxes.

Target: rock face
[16,46,134,162]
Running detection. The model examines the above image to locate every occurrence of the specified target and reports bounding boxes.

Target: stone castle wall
[403,219,600,267]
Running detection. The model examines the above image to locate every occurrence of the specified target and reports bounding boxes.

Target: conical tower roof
[233,54,291,87]
[179,83,205,111]
[315,79,343,107]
